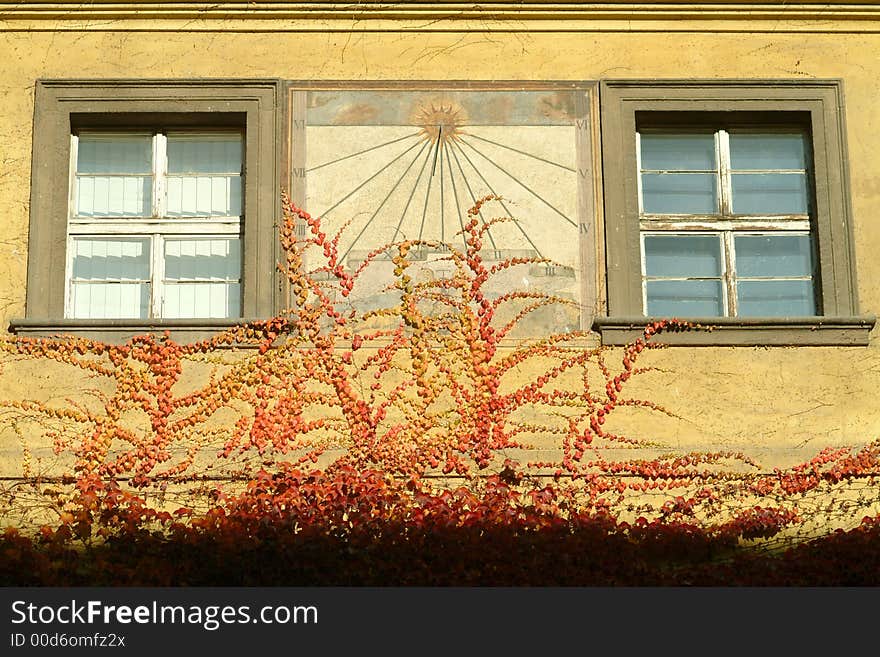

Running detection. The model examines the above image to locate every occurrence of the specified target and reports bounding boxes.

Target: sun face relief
[413,102,466,145]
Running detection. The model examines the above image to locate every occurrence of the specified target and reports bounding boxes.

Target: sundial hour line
[442,140,470,251]
[320,137,424,219]
[465,132,577,173]
[431,125,442,177]
[307,131,421,173]
[450,140,544,259]
[418,126,444,244]
[389,138,435,245]
[446,141,499,251]
[439,133,445,243]
[339,139,432,263]
[458,136,578,229]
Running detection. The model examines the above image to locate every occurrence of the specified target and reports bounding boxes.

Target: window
[639,127,815,318]
[596,80,873,346]
[14,80,282,341]
[69,131,243,319]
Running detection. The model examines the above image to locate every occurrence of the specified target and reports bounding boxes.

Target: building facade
[1,2,879,481]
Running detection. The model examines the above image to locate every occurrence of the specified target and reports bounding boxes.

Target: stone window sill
[8,318,266,344]
[592,316,877,347]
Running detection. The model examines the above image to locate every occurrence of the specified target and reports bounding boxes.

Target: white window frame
[65,130,243,320]
[637,127,815,318]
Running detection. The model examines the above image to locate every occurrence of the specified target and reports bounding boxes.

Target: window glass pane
[69,238,151,319]
[70,282,150,319]
[640,133,716,171]
[162,282,241,319]
[731,173,808,214]
[167,134,242,174]
[734,234,813,278]
[163,238,240,318]
[164,238,241,281]
[167,135,242,218]
[737,280,816,317]
[166,175,242,217]
[644,234,722,278]
[77,135,152,174]
[71,237,150,280]
[730,133,807,170]
[641,173,717,214]
[646,280,724,317]
[76,176,151,217]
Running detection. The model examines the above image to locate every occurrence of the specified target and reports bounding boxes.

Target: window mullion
[151,233,164,318]
[151,133,167,319]
[639,231,648,313]
[723,231,737,317]
[153,132,167,219]
[718,129,732,216]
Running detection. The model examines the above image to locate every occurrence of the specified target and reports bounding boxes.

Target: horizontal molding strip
[593,315,878,347]
[2,4,880,28]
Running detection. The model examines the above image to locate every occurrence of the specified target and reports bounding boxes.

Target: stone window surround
[11,79,283,342]
[594,79,875,346]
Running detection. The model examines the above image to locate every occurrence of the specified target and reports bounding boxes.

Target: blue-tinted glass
[164,238,241,281]
[737,280,815,317]
[78,136,152,174]
[70,282,150,320]
[167,135,242,174]
[731,173,808,214]
[71,238,150,280]
[646,280,724,317]
[644,234,722,278]
[640,134,716,171]
[730,133,807,170]
[642,173,717,214]
[735,235,813,278]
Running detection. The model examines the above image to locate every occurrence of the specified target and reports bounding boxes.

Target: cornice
[2,2,880,32]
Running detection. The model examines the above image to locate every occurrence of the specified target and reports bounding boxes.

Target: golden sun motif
[411,102,467,144]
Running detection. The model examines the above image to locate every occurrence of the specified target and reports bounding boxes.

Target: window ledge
[8,318,268,344]
[592,316,877,346]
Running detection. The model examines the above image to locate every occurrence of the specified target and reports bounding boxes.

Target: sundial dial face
[287,83,597,336]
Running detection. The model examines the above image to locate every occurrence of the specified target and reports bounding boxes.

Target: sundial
[286,84,595,334]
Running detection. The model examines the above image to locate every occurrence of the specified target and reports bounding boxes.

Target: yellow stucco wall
[1,8,880,478]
